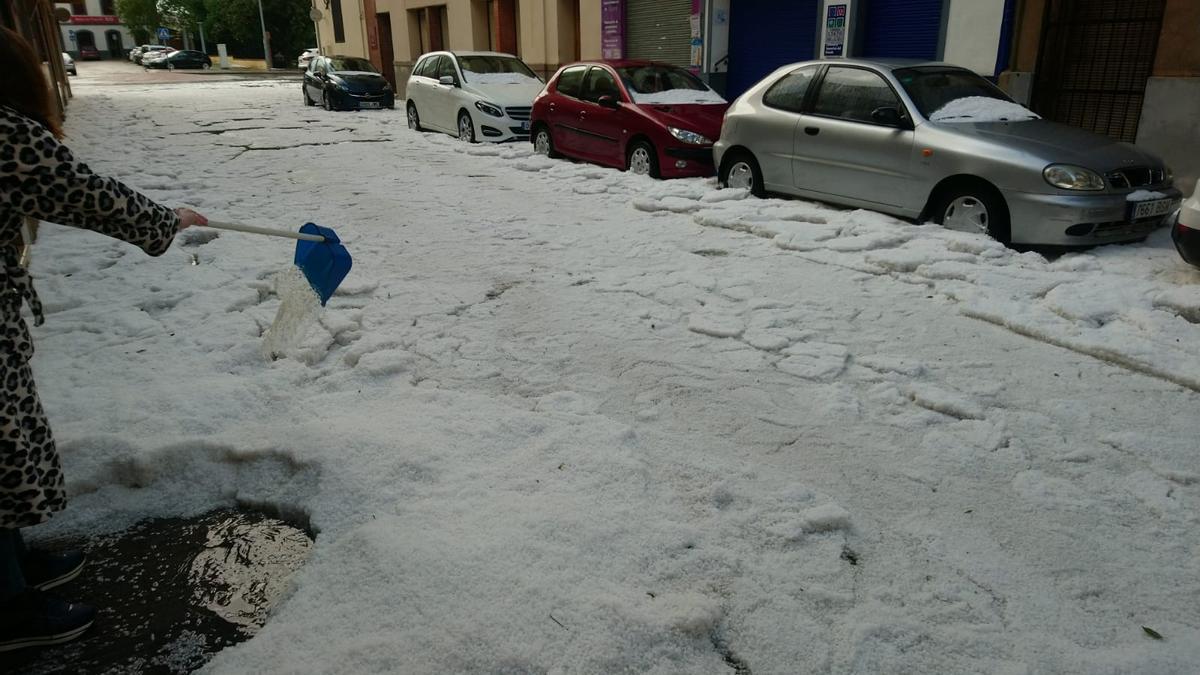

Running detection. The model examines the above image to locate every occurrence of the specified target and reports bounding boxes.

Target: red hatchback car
[529,60,729,179]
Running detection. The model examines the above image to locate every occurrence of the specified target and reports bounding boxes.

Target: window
[328,57,377,73]
[616,65,705,95]
[458,55,537,82]
[70,1,86,15]
[812,67,902,124]
[412,57,430,78]
[581,67,619,103]
[894,66,1011,118]
[436,55,458,82]
[556,65,586,98]
[100,0,116,15]
[332,0,345,43]
[763,66,818,113]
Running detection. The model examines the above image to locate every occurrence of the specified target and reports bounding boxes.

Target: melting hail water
[262,267,322,359]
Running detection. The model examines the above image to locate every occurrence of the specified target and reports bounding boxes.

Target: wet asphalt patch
[8,507,313,674]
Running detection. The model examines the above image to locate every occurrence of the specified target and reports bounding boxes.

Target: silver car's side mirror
[871,106,909,128]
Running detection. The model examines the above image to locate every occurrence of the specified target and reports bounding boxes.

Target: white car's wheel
[457,111,476,143]
[167,62,175,71]
[407,102,423,131]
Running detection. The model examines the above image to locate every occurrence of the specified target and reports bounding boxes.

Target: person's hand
[174,207,208,230]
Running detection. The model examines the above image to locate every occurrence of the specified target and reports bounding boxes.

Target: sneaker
[23,549,87,591]
[0,590,96,652]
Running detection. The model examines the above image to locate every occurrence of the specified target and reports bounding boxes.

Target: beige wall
[359,0,601,94]
[316,0,368,59]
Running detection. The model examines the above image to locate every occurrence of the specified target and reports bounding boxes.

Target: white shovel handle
[203,220,326,242]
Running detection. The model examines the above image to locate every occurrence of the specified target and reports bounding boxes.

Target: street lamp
[257,0,272,70]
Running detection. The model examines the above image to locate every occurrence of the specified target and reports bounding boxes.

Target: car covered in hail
[405,50,543,142]
[714,59,1182,246]
[529,60,729,178]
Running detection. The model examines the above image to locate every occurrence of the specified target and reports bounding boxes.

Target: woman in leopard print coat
[0,26,206,645]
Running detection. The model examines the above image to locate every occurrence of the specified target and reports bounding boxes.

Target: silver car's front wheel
[941,196,990,235]
[726,161,755,191]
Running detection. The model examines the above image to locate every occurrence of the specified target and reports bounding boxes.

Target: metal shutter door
[625,0,692,67]
[860,0,943,60]
[725,0,820,100]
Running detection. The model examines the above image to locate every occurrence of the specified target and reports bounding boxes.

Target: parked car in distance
[133,45,170,64]
[78,45,101,61]
[529,60,728,178]
[145,49,212,70]
[1173,181,1200,268]
[298,48,319,70]
[303,55,394,110]
[62,52,76,75]
[406,51,542,143]
[715,59,1181,246]
[141,49,176,67]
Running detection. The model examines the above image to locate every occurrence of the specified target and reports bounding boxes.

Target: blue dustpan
[294,223,352,306]
[204,220,352,305]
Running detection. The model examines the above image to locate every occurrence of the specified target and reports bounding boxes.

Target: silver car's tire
[458,111,476,143]
[627,140,659,178]
[533,126,559,158]
[719,151,765,198]
[933,184,1011,244]
[407,102,423,131]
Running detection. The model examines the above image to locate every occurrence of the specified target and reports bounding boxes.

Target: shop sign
[823,3,848,57]
[600,0,623,60]
[71,15,121,25]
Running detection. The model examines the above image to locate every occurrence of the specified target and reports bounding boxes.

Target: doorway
[376,12,395,88]
[105,29,122,57]
[1031,0,1165,143]
[75,29,95,50]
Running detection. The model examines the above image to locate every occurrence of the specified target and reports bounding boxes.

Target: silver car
[714,59,1182,246]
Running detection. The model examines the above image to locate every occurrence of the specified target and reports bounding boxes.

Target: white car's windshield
[459,55,538,83]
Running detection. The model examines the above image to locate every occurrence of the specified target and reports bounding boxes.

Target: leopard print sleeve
[0,106,179,256]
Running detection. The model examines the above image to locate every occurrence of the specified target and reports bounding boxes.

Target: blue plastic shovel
[204,221,352,305]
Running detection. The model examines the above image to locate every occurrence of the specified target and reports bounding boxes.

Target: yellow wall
[316,0,368,59]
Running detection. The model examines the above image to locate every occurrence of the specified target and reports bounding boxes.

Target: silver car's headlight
[668,127,712,145]
[475,101,504,118]
[1043,164,1105,191]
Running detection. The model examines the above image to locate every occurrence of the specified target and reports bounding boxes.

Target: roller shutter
[860,0,943,60]
[725,0,820,99]
[625,0,692,67]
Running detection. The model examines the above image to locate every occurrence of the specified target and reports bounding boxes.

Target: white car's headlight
[1043,164,1105,191]
[668,127,712,145]
[475,101,504,118]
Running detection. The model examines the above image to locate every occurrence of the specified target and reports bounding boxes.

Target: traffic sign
[157,27,171,40]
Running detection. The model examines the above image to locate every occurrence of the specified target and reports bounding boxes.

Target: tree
[115,0,162,43]
[202,0,312,61]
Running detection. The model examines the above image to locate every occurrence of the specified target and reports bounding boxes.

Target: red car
[529,60,728,179]
[78,45,101,61]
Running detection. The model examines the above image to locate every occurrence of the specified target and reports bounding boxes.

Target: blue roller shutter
[725,0,820,100]
[860,0,943,60]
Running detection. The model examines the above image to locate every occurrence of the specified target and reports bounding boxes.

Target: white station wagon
[405,50,543,143]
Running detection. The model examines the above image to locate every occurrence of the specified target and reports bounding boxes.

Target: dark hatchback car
[144,50,212,70]
[529,60,728,178]
[303,55,394,111]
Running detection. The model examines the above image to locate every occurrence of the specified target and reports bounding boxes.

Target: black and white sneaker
[0,590,96,652]
[23,549,87,591]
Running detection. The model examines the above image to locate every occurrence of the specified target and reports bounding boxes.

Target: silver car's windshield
[893,66,1012,118]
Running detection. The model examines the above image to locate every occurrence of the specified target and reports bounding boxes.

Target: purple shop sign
[601,0,624,59]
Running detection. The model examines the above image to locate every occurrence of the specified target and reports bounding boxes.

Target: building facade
[2,0,72,114]
[1001,0,1198,195]
[53,0,136,58]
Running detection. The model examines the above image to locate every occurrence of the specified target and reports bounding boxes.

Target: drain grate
[8,507,313,674]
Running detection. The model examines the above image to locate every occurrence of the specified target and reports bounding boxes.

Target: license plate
[1129,198,1173,220]
[520,121,530,131]
[360,102,381,109]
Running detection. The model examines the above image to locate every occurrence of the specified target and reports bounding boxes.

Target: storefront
[623,0,692,67]
[723,0,819,98]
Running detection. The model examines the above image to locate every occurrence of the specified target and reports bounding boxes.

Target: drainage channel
[8,506,314,674]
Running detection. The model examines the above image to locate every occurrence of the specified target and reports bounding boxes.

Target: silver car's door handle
[804,126,820,136]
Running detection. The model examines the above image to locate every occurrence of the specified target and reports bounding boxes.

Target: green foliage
[202,0,314,60]
[114,0,161,39]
